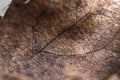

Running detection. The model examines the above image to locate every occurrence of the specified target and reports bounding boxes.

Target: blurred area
[0,0,12,17]
[107,74,120,80]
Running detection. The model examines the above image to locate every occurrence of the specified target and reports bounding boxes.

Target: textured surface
[0,0,120,80]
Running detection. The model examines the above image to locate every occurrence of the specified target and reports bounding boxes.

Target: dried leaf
[0,0,120,80]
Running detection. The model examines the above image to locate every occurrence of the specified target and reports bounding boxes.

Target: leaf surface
[0,0,120,80]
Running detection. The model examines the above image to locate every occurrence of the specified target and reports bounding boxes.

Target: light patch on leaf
[0,0,12,17]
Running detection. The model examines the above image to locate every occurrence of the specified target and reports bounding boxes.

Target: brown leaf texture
[0,0,120,80]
